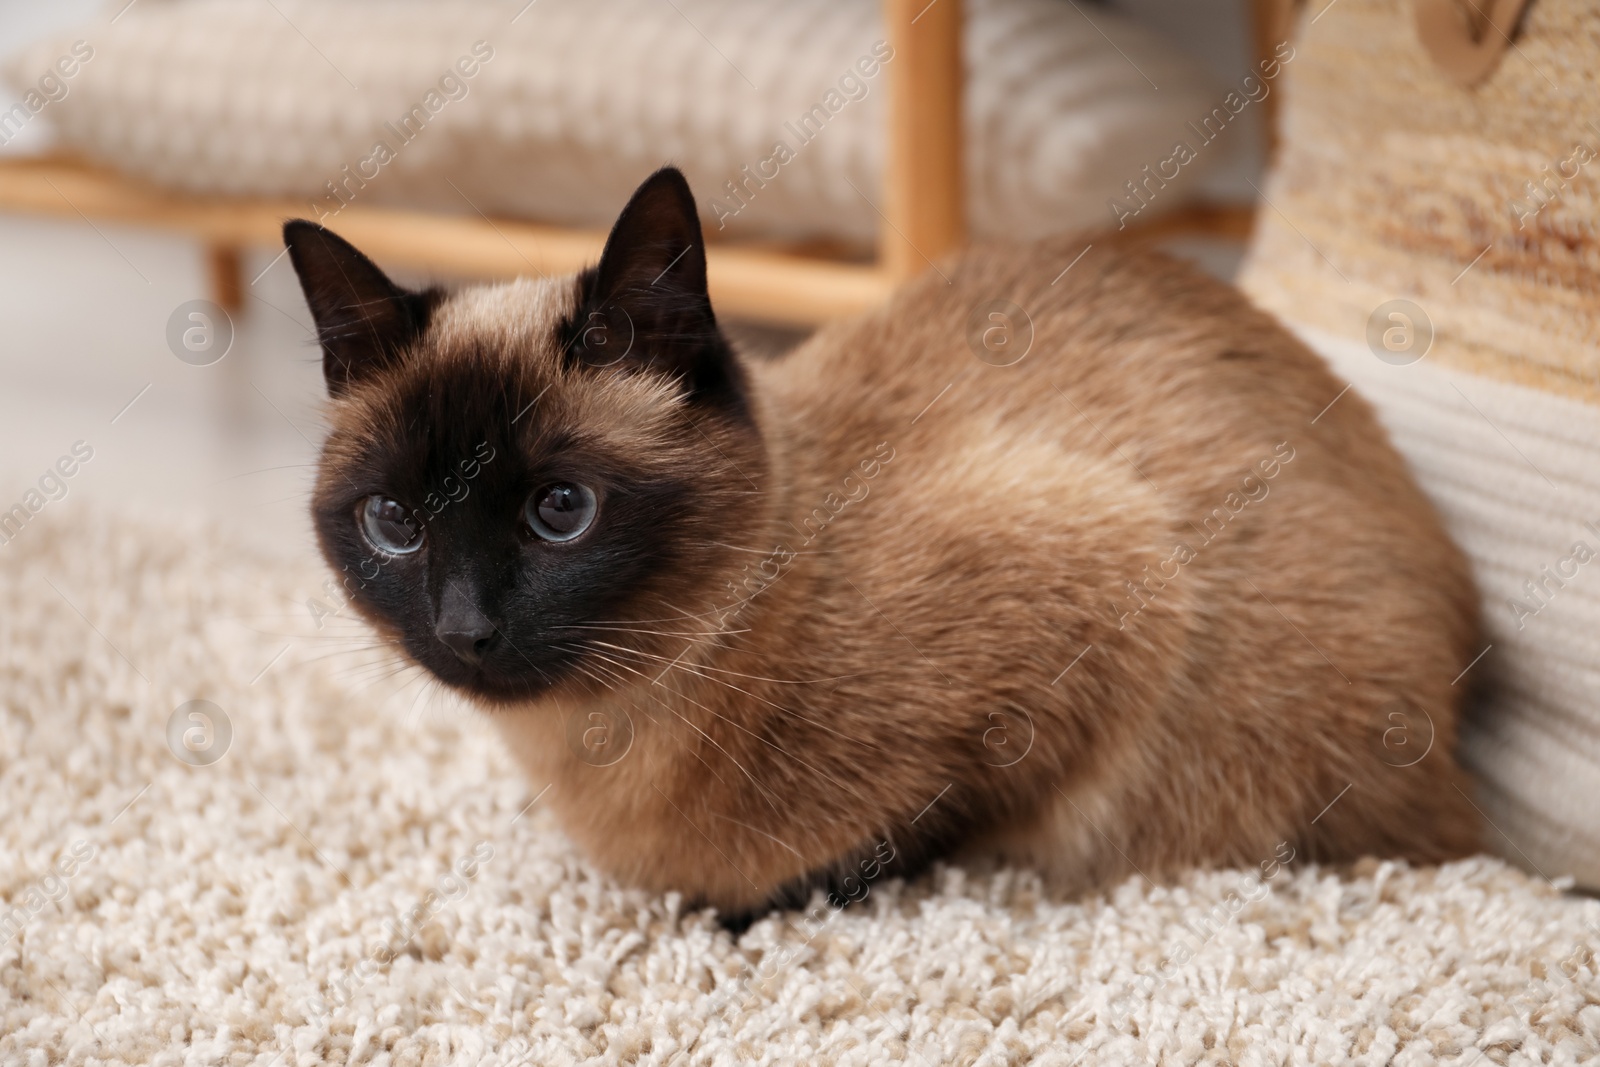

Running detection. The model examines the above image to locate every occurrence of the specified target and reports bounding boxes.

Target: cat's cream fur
[467,241,1482,912]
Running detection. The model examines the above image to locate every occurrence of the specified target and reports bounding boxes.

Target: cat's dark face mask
[288,168,764,705]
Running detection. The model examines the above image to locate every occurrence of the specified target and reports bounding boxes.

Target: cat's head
[290,168,767,705]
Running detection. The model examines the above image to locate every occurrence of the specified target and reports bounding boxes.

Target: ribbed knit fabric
[1279,324,1600,890]
[1238,0,1600,890]
[5,0,1224,244]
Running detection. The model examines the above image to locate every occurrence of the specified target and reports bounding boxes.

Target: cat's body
[292,169,1480,920]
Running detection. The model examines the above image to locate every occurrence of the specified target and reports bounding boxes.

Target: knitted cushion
[6,0,1224,245]
[1239,0,1600,886]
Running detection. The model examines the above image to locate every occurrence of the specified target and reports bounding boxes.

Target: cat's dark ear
[283,220,436,397]
[566,167,746,414]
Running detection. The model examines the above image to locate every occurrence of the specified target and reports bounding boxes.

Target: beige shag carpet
[2,508,1598,1066]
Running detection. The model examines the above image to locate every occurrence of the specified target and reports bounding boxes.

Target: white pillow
[8,0,1225,244]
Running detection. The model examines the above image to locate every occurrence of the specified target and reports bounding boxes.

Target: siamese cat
[289,167,1480,922]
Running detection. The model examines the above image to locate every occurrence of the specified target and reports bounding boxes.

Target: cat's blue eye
[358,495,424,556]
[526,483,597,542]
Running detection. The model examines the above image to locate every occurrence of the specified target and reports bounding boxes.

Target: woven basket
[1240,0,1600,887]
[1244,0,1597,398]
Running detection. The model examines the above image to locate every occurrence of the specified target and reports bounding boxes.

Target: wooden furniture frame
[0,0,1265,327]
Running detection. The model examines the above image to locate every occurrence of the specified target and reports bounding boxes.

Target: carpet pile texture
[2,510,1598,1065]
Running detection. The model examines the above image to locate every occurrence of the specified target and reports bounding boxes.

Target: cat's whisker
[582,637,856,687]
[578,596,744,627]
[404,672,460,733]
[329,653,414,685]
[206,462,321,486]
[708,811,809,863]
[403,672,436,727]
[567,655,623,694]
[557,622,751,639]
[564,650,723,782]
[582,666,624,695]
[557,645,726,782]
[296,643,404,669]
[293,633,392,650]
[324,652,406,675]
[574,639,872,804]
[565,643,784,814]
[587,639,876,754]
[661,674,861,797]
[686,540,824,556]
[344,659,424,698]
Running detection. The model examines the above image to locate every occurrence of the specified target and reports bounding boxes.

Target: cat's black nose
[435,584,499,665]
[436,621,498,665]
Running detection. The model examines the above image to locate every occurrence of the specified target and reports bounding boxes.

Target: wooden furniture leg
[205,243,244,313]
[883,0,965,282]
[1252,0,1301,159]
